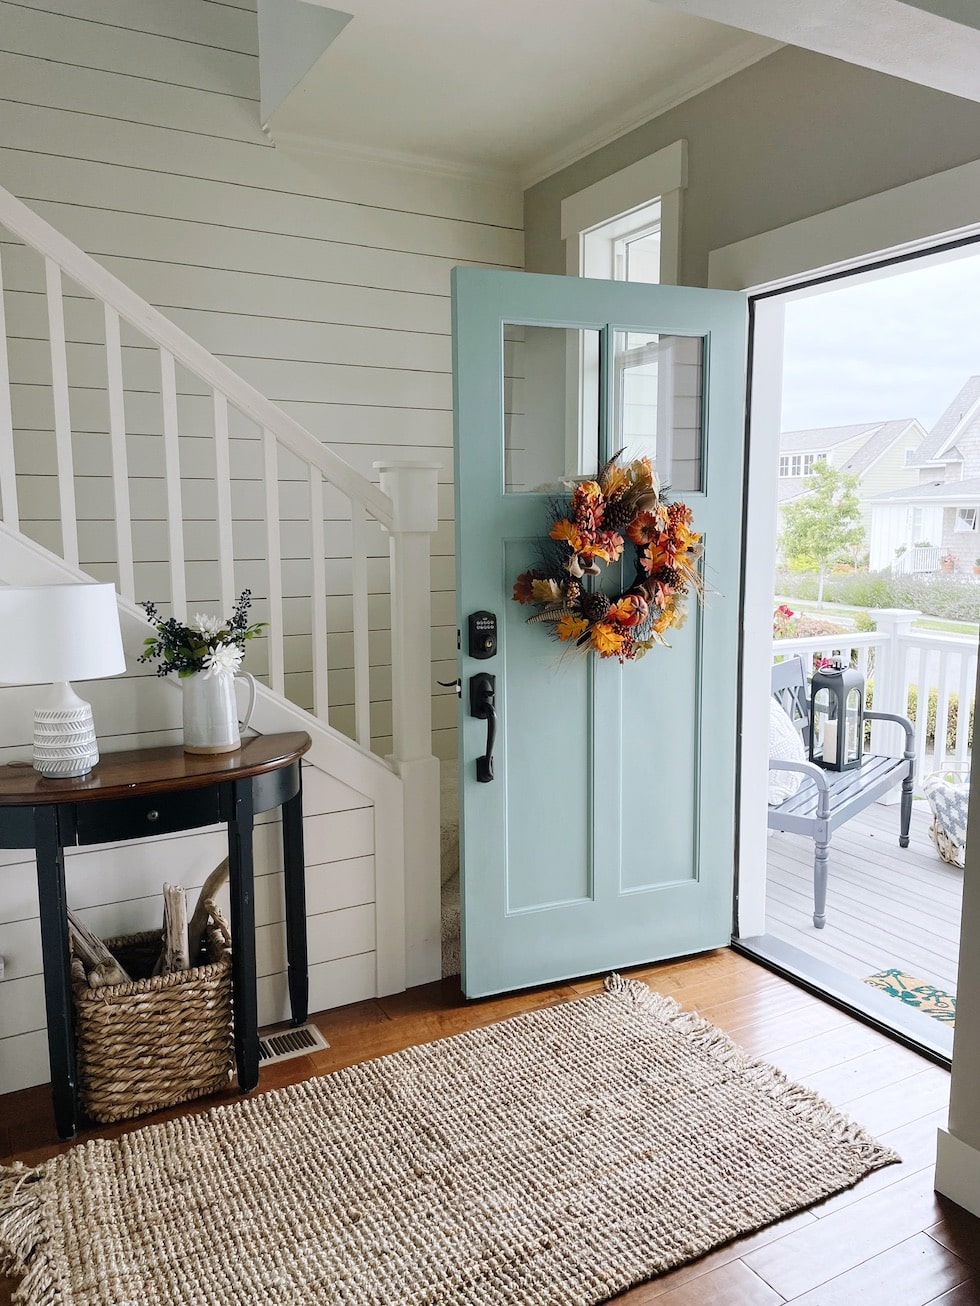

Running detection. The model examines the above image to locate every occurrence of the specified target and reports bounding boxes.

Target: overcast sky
[780,248,980,434]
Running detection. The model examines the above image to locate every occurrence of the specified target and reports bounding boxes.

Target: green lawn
[911,616,979,637]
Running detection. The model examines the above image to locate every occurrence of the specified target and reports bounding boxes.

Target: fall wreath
[512,455,703,662]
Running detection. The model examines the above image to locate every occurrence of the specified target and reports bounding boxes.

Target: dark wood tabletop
[0,731,312,804]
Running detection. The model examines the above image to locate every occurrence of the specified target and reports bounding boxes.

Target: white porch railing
[892,545,942,575]
[0,182,439,767]
[773,607,976,786]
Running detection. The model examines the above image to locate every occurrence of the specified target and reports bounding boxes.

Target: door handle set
[469,672,496,783]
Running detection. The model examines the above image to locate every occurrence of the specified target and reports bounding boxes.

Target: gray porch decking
[764,795,964,995]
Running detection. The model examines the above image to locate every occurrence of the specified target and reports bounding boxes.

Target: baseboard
[936,1128,980,1217]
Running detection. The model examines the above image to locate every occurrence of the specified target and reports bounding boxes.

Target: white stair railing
[0,182,439,765]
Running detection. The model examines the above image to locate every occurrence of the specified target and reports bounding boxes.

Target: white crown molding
[519,35,781,191]
[266,127,522,190]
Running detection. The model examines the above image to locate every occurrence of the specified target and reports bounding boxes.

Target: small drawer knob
[146,809,160,822]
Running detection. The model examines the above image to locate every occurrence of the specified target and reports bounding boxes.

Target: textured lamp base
[32,682,100,778]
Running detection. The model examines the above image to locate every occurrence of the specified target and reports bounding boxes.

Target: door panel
[502,547,593,911]
[452,268,746,998]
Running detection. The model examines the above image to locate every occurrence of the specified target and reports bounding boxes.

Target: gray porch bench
[769,655,915,929]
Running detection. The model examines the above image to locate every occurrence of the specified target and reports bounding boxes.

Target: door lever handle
[438,677,462,697]
[469,673,496,783]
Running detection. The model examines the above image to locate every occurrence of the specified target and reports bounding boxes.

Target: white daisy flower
[202,641,244,678]
[193,612,223,638]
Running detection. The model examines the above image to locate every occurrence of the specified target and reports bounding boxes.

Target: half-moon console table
[0,731,312,1139]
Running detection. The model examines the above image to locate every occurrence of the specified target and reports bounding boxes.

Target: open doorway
[738,239,979,1062]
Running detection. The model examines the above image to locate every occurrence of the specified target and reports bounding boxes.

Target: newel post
[869,607,920,787]
[375,460,442,988]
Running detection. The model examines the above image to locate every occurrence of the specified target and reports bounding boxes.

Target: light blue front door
[452,268,746,998]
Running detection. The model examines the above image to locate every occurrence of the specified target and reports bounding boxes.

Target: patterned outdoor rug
[0,976,899,1306]
[864,968,957,1026]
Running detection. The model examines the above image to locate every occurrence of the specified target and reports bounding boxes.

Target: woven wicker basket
[71,902,234,1124]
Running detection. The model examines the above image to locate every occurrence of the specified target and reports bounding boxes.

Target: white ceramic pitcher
[181,670,257,754]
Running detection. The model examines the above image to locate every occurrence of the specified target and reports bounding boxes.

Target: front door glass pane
[613,330,704,491]
[504,324,600,493]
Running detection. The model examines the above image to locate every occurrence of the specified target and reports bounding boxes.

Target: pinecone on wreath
[602,496,635,534]
[580,591,611,624]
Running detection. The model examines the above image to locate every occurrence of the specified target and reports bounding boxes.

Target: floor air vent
[258,1023,330,1065]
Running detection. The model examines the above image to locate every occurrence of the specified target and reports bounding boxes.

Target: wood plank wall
[0,0,523,1092]
[0,0,523,761]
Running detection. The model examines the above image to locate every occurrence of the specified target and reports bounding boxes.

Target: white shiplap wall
[0,0,522,759]
[0,0,523,1091]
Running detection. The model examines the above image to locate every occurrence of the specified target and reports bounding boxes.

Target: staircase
[0,182,441,1087]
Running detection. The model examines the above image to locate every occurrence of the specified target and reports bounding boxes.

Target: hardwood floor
[767,797,963,992]
[1,949,976,1304]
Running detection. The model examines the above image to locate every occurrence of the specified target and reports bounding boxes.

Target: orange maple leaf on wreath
[550,519,585,552]
[556,614,589,642]
[590,622,626,656]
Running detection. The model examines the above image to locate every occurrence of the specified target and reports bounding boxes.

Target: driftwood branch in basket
[187,858,230,961]
[67,909,131,988]
[153,883,190,976]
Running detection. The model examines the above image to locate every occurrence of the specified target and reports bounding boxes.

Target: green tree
[779,461,865,605]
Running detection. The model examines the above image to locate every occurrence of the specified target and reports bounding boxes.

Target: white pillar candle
[822,718,838,763]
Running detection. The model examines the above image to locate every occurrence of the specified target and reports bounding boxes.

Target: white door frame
[707,156,980,937]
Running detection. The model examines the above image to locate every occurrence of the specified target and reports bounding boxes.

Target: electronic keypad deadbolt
[467,611,497,659]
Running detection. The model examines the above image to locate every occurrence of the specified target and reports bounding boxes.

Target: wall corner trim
[707,158,980,294]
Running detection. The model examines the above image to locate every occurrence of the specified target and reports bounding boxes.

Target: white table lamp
[0,583,126,777]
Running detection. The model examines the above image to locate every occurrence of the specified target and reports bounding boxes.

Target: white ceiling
[267,0,980,187]
[265,0,779,187]
[650,0,980,104]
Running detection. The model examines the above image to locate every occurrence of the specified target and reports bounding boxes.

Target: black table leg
[34,807,77,1140]
[282,769,308,1027]
[227,779,259,1093]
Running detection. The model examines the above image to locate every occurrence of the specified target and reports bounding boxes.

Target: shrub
[772,603,797,638]
[775,569,980,623]
[905,685,975,751]
[794,616,849,637]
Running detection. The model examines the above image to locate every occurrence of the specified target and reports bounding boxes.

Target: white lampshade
[0,583,125,684]
[0,583,126,778]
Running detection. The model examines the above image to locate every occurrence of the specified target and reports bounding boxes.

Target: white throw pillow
[768,698,805,805]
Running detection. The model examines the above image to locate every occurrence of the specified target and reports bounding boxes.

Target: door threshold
[733,934,953,1067]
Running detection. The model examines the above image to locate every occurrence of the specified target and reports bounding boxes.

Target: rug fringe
[603,974,901,1172]
[0,1163,59,1305]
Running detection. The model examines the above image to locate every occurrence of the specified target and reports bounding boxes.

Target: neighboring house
[869,377,980,572]
[777,419,925,555]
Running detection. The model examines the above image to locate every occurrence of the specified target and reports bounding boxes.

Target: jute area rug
[0,976,899,1306]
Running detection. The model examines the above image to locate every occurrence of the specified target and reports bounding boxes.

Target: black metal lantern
[809,658,864,771]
